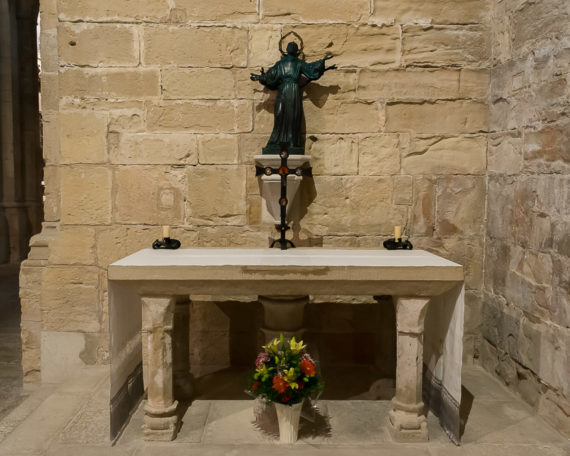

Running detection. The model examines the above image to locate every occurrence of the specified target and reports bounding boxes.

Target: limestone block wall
[482,0,569,436]
[25,0,491,383]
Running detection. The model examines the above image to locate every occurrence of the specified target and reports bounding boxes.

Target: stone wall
[482,0,569,437]
[25,0,491,383]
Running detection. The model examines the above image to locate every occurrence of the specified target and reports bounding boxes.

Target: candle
[162,225,170,239]
[394,225,402,240]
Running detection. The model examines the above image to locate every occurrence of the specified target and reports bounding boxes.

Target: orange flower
[300,359,315,376]
[272,375,288,394]
[252,381,260,391]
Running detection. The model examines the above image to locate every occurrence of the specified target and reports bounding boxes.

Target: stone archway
[0,0,43,265]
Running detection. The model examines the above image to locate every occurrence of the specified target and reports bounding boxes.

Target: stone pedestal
[259,295,308,343]
[389,296,430,442]
[141,296,179,441]
[254,155,311,224]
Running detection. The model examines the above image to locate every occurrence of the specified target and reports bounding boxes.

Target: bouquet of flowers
[248,334,323,405]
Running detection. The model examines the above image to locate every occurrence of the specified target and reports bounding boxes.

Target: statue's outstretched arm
[323,54,337,72]
[250,67,266,83]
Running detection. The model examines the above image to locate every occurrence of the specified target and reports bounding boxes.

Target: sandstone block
[174,0,258,22]
[402,25,490,66]
[238,134,267,166]
[49,227,96,265]
[372,0,488,25]
[41,266,101,332]
[60,167,111,224]
[262,0,370,23]
[58,23,138,67]
[305,70,358,102]
[110,133,197,165]
[187,166,246,225]
[284,24,400,68]
[459,69,490,99]
[512,0,569,54]
[20,266,42,324]
[234,69,268,100]
[59,111,108,164]
[96,225,194,268]
[40,28,58,73]
[358,134,401,175]
[514,250,553,287]
[403,135,487,175]
[488,132,523,175]
[198,135,239,164]
[114,166,185,224]
[143,26,248,67]
[197,226,268,247]
[307,136,358,175]
[248,26,283,68]
[302,176,408,235]
[57,0,170,22]
[305,101,383,134]
[146,101,252,133]
[393,175,413,205]
[385,101,488,134]
[436,176,485,236]
[247,195,262,225]
[43,166,60,222]
[40,72,58,112]
[411,177,435,236]
[523,123,570,174]
[539,390,570,438]
[60,68,160,99]
[162,68,235,99]
[358,69,459,101]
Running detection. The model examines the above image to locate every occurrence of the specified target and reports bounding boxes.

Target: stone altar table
[108,249,464,444]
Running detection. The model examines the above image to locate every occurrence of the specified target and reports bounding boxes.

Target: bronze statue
[250,38,336,155]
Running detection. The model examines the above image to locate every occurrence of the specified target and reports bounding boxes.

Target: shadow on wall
[184,296,397,401]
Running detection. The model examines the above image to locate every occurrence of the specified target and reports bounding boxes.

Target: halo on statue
[279,31,304,59]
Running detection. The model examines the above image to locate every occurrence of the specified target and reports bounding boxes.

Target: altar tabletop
[108,249,462,296]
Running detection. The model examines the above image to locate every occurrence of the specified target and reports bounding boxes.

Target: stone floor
[0,364,567,456]
[0,266,25,423]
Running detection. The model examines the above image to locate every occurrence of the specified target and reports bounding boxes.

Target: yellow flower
[289,337,306,354]
[284,368,298,383]
[263,338,280,354]
[256,364,269,376]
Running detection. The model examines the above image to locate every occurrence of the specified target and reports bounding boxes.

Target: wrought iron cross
[255,147,312,250]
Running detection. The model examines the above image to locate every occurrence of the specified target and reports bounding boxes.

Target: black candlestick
[152,237,181,250]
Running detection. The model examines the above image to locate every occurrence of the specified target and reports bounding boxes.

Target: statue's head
[286,42,299,56]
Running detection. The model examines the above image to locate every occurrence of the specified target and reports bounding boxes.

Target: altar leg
[389,296,430,442]
[141,296,179,441]
[259,295,307,343]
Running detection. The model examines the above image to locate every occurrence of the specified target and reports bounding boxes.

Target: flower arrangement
[248,334,323,405]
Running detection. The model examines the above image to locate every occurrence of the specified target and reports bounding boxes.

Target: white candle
[394,225,402,240]
[162,225,170,239]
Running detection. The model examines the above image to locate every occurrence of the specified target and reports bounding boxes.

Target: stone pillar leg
[259,295,308,343]
[141,296,179,441]
[389,296,430,442]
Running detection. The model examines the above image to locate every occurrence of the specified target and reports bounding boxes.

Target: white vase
[274,400,303,443]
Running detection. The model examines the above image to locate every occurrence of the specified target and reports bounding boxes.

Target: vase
[274,400,303,443]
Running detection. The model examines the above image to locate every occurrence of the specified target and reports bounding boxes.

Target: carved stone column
[259,295,307,343]
[141,296,179,441]
[389,296,430,442]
